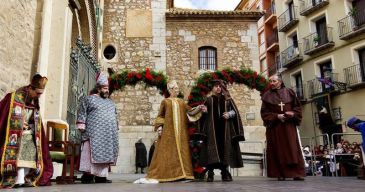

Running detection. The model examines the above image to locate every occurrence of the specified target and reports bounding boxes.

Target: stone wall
[0,0,38,98]
[166,21,263,127]
[103,0,265,174]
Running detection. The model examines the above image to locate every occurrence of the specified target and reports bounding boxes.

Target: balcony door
[294,73,304,99]
[288,1,294,21]
[319,61,332,91]
[359,48,365,82]
[316,17,328,45]
[352,0,365,26]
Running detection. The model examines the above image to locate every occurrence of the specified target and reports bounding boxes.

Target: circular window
[103,45,116,60]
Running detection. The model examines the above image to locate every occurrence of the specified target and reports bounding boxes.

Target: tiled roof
[166,8,263,16]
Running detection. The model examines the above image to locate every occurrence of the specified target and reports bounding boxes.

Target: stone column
[38,0,73,120]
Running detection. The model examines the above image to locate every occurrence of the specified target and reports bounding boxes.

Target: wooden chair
[47,120,75,184]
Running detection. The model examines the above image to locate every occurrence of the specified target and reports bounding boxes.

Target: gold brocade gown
[146,98,194,182]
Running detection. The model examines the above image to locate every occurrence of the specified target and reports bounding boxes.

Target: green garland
[188,68,270,106]
[108,68,169,97]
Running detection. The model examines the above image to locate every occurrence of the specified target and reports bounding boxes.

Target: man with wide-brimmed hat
[76,73,119,184]
[0,74,53,188]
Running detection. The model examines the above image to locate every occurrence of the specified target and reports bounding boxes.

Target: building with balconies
[236,0,281,77]
[276,0,365,142]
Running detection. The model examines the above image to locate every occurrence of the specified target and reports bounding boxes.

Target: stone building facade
[0,0,40,98]
[102,0,265,175]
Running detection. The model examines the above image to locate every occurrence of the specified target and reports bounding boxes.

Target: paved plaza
[4,174,365,192]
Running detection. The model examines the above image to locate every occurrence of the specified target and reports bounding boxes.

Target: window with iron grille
[199,46,217,70]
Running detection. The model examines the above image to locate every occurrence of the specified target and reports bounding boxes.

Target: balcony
[303,27,334,55]
[299,0,329,16]
[280,44,303,69]
[344,64,365,88]
[266,32,279,52]
[338,10,365,40]
[278,6,299,32]
[265,6,276,24]
[307,73,346,97]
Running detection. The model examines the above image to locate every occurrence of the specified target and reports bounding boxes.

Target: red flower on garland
[222,70,233,83]
[136,73,142,80]
[145,68,153,81]
[197,84,210,91]
[155,75,163,82]
[211,73,218,80]
[127,72,135,80]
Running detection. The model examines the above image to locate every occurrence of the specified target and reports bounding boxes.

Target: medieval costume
[347,117,365,165]
[145,81,202,182]
[76,73,119,183]
[135,138,147,174]
[197,80,245,182]
[261,75,305,180]
[0,74,53,188]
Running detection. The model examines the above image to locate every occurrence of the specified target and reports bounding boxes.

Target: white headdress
[167,80,178,90]
[96,72,109,86]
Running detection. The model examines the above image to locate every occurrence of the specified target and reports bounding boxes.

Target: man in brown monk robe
[198,80,245,182]
[261,74,305,181]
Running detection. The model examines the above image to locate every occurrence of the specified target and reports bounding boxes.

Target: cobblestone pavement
[5,174,365,192]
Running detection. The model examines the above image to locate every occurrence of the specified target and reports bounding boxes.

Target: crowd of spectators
[302,140,363,177]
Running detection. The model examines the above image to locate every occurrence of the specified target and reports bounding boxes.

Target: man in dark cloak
[0,74,53,188]
[197,80,245,182]
[261,74,305,181]
[135,137,147,174]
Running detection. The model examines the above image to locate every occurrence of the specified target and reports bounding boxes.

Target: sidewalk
[5,174,364,192]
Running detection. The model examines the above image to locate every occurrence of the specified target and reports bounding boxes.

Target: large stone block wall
[0,0,38,98]
[166,21,263,127]
[103,0,265,174]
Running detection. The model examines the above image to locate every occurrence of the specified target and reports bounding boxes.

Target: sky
[174,0,242,10]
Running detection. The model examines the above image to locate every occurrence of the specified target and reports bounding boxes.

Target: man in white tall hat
[76,73,119,183]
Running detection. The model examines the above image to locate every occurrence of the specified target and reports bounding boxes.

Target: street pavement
[4,174,365,192]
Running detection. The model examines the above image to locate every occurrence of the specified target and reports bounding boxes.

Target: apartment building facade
[236,0,280,77]
[275,0,365,143]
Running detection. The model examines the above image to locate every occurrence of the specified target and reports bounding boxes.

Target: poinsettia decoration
[108,68,169,97]
[188,68,270,107]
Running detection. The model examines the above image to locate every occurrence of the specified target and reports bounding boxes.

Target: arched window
[199,46,217,70]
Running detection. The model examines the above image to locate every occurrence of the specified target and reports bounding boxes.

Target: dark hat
[212,79,227,86]
[30,74,48,89]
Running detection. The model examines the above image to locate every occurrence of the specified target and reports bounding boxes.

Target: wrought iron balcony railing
[281,43,303,68]
[299,0,329,16]
[306,73,347,97]
[303,27,334,55]
[278,6,299,32]
[344,64,365,86]
[338,10,365,40]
